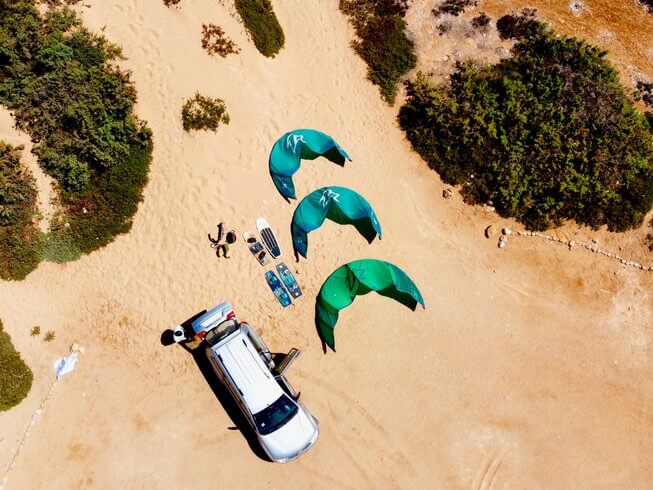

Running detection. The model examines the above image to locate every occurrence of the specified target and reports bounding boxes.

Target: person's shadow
[161,313,270,462]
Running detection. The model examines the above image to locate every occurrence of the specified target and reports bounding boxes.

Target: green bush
[0,319,33,412]
[182,93,230,132]
[0,0,152,271]
[340,0,415,104]
[235,0,285,57]
[63,139,152,254]
[399,19,653,231]
[0,142,40,280]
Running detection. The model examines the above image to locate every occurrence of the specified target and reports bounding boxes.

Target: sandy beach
[0,0,651,487]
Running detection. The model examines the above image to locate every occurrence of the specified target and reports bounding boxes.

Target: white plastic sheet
[53,351,78,377]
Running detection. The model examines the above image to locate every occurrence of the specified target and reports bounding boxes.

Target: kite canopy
[291,186,382,259]
[316,259,425,351]
[269,129,351,200]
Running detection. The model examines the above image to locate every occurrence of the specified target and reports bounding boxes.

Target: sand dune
[0,0,651,487]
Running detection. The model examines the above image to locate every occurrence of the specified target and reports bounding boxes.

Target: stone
[502,228,512,236]
[443,188,453,199]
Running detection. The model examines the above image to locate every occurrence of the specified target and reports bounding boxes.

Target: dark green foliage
[340,0,409,30]
[62,139,152,254]
[0,319,33,411]
[432,0,477,18]
[182,93,230,132]
[635,79,653,108]
[399,22,653,231]
[340,0,416,104]
[0,0,152,270]
[0,142,40,280]
[496,8,544,41]
[234,0,285,57]
[471,13,491,32]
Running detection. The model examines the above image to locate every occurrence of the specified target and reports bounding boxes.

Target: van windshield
[253,395,298,435]
[204,320,238,347]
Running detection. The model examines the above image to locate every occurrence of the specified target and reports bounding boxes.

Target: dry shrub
[202,24,239,57]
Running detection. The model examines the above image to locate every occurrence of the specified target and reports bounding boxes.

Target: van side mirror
[293,391,301,401]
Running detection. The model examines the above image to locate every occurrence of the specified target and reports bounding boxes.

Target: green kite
[269,129,351,200]
[291,186,382,259]
[316,259,425,351]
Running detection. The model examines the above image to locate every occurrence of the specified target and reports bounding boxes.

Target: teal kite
[291,186,382,259]
[269,129,351,200]
[316,259,425,351]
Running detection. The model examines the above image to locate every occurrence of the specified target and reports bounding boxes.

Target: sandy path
[0,108,56,232]
[0,0,651,487]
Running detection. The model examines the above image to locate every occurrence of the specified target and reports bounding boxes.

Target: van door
[275,348,302,376]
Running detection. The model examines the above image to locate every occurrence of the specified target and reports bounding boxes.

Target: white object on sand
[53,352,78,378]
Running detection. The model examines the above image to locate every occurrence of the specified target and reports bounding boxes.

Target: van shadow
[161,313,270,462]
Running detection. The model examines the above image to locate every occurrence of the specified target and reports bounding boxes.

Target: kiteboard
[265,270,291,307]
[256,217,281,259]
[276,262,302,299]
[242,232,270,266]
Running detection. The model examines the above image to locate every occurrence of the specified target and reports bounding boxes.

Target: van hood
[259,406,319,462]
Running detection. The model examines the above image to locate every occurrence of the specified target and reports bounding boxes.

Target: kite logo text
[319,188,340,207]
[286,134,304,154]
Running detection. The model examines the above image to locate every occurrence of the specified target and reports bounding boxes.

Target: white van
[174,303,319,462]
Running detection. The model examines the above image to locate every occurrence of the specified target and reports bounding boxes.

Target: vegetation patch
[163,0,181,6]
[638,0,653,14]
[432,0,477,18]
[234,0,285,57]
[182,93,230,132]
[0,319,33,412]
[0,142,40,280]
[340,0,416,104]
[399,14,653,231]
[202,24,239,57]
[635,79,653,109]
[0,1,152,275]
[470,13,491,33]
